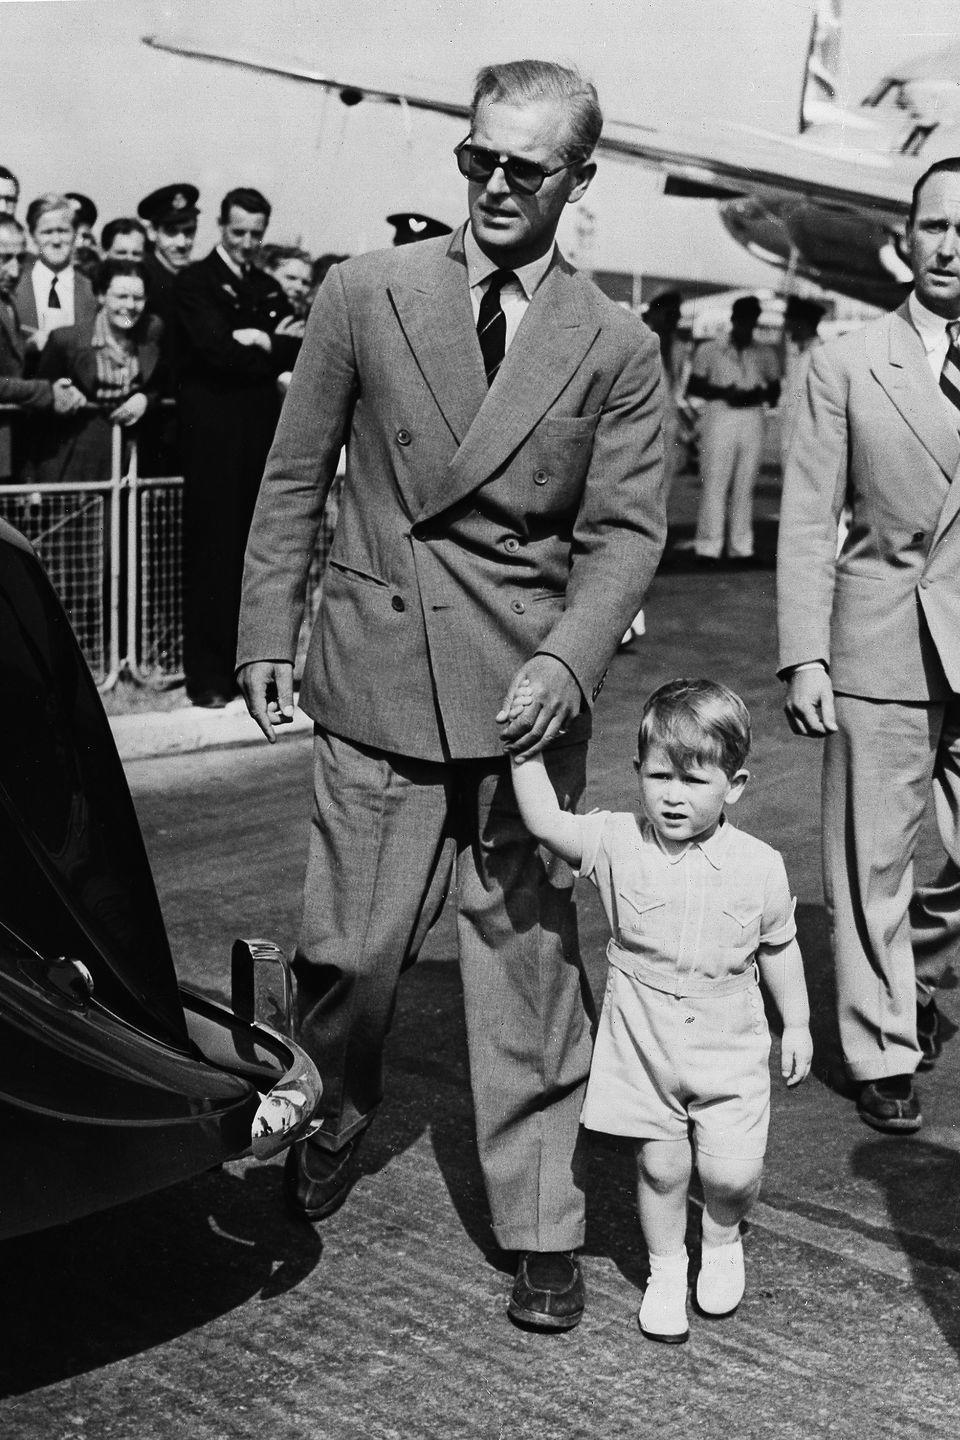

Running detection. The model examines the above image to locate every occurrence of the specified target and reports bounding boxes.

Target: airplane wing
[143,33,917,222]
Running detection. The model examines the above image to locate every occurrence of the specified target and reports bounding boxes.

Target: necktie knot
[476,270,516,387]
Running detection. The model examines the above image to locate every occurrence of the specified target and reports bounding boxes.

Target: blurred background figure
[386,211,452,245]
[137,183,200,331]
[0,213,84,481]
[311,251,349,302]
[688,294,780,566]
[643,288,683,493]
[33,257,164,484]
[0,166,19,217]
[779,295,825,464]
[14,193,97,363]
[100,217,147,263]
[260,243,313,318]
[66,192,100,280]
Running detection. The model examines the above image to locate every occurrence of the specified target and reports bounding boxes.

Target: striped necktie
[940,319,960,426]
[476,270,516,386]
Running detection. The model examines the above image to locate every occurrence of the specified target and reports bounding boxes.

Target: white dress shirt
[909,289,956,380]
[31,259,75,332]
[463,225,555,354]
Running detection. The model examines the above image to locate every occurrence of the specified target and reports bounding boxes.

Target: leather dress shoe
[857,1076,922,1134]
[917,997,943,1072]
[508,1251,585,1330]
[283,1136,361,1221]
[189,687,231,709]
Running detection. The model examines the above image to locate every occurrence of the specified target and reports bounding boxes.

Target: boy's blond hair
[638,678,751,778]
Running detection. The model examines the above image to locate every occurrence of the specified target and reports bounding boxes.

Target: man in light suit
[238,60,665,1328]
[777,156,960,1134]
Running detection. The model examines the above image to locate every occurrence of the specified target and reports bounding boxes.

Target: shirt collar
[463,223,555,303]
[216,244,246,281]
[908,290,957,353]
[33,258,73,288]
[640,813,731,868]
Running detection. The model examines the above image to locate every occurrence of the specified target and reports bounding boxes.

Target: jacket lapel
[869,304,960,484]
[415,257,600,523]
[388,230,487,449]
[0,301,23,362]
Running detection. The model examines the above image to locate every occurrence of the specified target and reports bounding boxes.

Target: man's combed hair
[470,60,603,165]
[638,678,751,778]
[908,156,960,227]
[219,187,271,224]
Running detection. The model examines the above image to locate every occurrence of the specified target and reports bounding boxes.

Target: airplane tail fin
[799,0,843,132]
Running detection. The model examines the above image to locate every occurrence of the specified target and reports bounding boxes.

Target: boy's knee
[637,1139,691,1192]
[699,1154,763,1204]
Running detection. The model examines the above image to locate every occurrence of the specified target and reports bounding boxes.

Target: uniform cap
[137,184,200,228]
[386,212,452,245]
[65,192,98,229]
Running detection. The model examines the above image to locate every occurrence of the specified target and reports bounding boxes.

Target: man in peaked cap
[386,212,453,245]
[137,184,200,326]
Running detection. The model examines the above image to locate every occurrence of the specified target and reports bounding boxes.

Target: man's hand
[781,1025,814,1086]
[238,660,295,742]
[232,327,272,352]
[274,314,306,340]
[51,378,84,415]
[496,654,581,759]
[109,393,148,426]
[784,665,837,737]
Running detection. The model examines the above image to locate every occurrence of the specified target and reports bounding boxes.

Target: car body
[0,518,320,1239]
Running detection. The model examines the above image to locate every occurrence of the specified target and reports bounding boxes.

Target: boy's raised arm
[756,940,813,1086]
[510,754,584,870]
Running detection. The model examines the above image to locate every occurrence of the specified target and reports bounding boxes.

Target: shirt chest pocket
[720,900,763,952]
[617,891,667,943]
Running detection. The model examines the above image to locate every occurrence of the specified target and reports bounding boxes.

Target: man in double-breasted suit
[778,157,960,1134]
[238,60,665,1327]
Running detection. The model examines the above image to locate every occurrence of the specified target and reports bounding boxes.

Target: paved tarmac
[4,467,960,1439]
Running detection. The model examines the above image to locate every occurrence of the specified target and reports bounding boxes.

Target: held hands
[781,1025,814,1087]
[238,659,295,743]
[232,327,272,352]
[51,378,85,415]
[496,654,581,760]
[783,666,837,737]
[109,392,148,426]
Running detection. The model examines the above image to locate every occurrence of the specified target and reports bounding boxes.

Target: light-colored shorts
[581,967,771,1160]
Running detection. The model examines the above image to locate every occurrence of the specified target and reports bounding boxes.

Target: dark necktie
[476,270,516,386]
[47,275,60,310]
[940,319,960,428]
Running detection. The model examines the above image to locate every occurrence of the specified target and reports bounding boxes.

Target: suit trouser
[694,405,764,558]
[292,727,594,1252]
[823,692,960,1080]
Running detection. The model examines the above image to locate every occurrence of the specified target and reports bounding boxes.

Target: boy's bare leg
[635,1138,692,1254]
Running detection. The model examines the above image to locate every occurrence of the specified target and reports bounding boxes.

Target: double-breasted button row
[396,428,411,446]
[511,600,525,614]
[391,595,405,612]
[534,470,549,485]
[504,537,521,553]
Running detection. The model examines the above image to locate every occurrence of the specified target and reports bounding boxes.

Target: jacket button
[391,595,405,612]
[504,537,520,553]
[511,599,525,614]
[396,428,411,446]
[913,531,926,543]
[534,470,549,485]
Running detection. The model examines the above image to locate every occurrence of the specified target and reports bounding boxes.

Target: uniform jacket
[777,301,960,699]
[0,301,52,477]
[174,249,295,394]
[238,226,666,761]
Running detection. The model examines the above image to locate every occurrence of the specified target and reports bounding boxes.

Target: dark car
[0,518,320,1238]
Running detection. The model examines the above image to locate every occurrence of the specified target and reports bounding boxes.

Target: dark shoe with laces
[917,997,942,1072]
[508,1251,585,1330]
[856,1075,922,1134]
[283,1135,361,1222]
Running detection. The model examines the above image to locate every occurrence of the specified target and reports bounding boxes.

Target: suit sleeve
[0,375,52,411]
[537,325,666,702]
[776,342,849,675]
[236,265,357,668]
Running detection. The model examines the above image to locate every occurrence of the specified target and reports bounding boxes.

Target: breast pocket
[617,891,667,944]
[529,412,601,498]
[720,900,762,952]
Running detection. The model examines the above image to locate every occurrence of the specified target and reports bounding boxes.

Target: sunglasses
[454,137,574,196]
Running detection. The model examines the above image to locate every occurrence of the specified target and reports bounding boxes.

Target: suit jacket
[777,301,960,699]
[0,301,52,478]
[11,262,97,364]
[238,226,666,761]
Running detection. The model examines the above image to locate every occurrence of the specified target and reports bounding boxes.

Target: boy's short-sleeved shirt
[575,810,796,997]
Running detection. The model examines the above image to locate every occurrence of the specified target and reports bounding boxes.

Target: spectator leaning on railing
[0,214,84,481]
[32,258,165,485]
[13,193,97,367]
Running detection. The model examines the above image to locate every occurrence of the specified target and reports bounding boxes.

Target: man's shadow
[851,1139,960,1357]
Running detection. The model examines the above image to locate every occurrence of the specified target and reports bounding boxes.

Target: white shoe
[696,1237,745,1317]
[638,1250,689,1343]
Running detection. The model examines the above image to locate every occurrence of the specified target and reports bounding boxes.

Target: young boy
[504,676,812,1343]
